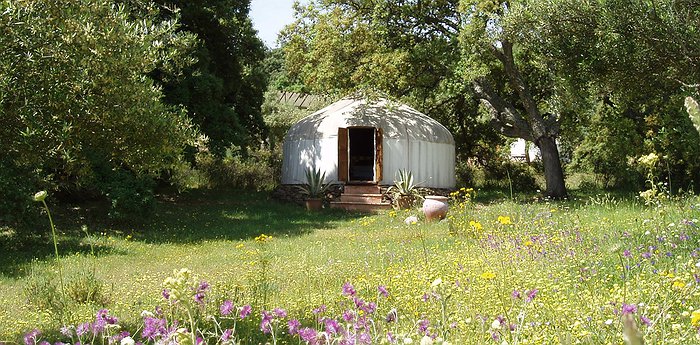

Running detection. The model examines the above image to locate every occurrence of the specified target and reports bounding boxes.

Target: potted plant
[297,167,332,211]
[387,169,421,209]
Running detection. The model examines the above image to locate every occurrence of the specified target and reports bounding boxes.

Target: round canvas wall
[281,97,456,189]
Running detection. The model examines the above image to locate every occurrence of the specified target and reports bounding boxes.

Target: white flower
[604,319,613,325]
[141,310,155,317]
[121,337,135,345]
[491,319,502,329]
[420,336,433,345]
[404,216,419,225]
[33,190,48,202]
[404,338,414,344]
[431,278,442,288]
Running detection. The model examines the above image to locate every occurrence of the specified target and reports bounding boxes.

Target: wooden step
[329,201,392,213]
[344,184,381,194]
[340,193,385,204]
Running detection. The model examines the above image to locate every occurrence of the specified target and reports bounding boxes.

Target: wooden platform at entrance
[330,184,392,212]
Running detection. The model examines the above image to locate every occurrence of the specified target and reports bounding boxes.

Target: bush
[481,160,540,192]
[0,159,37,226]
[199,145,282,191]
[99,170,155,221]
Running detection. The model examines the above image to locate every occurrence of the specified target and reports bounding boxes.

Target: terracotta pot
[396,195,414,209]
[422,195,449,221]
[305,198,323,211]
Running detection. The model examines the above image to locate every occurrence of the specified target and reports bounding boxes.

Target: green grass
[1,189,700,344]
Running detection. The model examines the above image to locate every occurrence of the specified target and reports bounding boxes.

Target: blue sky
[250,0,300,48]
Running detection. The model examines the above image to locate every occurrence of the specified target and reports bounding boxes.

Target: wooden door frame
[337,126,383,184]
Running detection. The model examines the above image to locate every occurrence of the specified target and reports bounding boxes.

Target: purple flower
[312,304,326,315]
[642,252,652,259]
[298,327,318,343]
[197,281,210,292]
[386,308,397,323]
[387,332,396,344]
[24,329,40,345]
[342,282,356,297]
[220,300,234,316]
[273,307,287,318]
[512,290,522,299]
[38,341,49,345]
[221,329,233,342]
[162,289,170,300]
[378,285,389,298]
[621,303,637,315]
[623,250,632,258]
[260,311,273,334]
[418,319,430,334]
[59,326,72,337]
[142,317,167,340]
[361,302,377,314]
[526,289,538,302]
[288,319,301,335]
[76,322,90,336]
[194,292,206,304]
[358,332,371,344]
[239,305,252,319]
[342,310,354,322]
[324,318,340,334]
[641,315,652,327]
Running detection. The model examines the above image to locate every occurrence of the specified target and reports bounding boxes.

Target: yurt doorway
[338,127,383,183]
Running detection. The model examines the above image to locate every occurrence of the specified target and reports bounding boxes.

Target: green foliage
[297,167,332,199]
[570,101,644,187]
[198,145,282,191]
[154,0,268,154]
[260,89,317,148]
[388,169,419,197]
[686,97,700,135]
[100,170,156,221]
[0,0,198,224]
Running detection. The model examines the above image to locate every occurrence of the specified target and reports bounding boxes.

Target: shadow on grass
[0,189,367,277]
[136,189,363,244]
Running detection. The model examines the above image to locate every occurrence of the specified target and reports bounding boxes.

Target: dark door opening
[348,127,375,181]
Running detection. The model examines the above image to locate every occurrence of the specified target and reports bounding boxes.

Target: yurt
[281,97,456,189]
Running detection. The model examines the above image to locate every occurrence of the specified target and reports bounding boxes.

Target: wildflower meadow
[2,190,700,344]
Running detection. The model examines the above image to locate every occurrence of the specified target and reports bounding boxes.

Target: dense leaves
[0,0,197,222]
[154,0,268,153]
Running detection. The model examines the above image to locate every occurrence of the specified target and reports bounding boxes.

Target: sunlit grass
[1,189,699,344]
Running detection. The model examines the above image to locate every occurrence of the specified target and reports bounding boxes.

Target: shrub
[199,145,282,191]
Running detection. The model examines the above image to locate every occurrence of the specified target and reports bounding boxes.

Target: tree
[459,1,569,197]
[281,0,504,171]
[515,0,700,191]
[153,0,268,154]
[0,0,197,222]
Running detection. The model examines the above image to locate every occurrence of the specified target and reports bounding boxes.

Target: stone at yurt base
[422,195,449,221]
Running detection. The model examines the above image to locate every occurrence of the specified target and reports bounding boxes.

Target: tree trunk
[536,136,567,198]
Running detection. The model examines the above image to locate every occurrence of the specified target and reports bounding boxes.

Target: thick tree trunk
[536,136,567,198]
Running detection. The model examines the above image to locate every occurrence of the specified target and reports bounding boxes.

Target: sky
[250,0,300,48]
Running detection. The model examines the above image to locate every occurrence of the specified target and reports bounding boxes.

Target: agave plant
[297,167,332,199]
[388,169,418,197]
[388,169,421,209]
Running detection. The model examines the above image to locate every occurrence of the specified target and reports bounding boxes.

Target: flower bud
[33,191,48,202]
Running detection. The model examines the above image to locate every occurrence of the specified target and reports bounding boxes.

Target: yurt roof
[285,97,454,144]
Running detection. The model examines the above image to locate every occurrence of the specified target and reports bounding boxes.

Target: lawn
[2,189,700,344]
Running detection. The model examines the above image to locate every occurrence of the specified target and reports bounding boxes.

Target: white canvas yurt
[281,97,456,189]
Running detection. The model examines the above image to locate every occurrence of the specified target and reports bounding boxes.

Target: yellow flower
[255,234,272,242]
[497,216,512,225]
[673,280,687,289]
[691,310,700,327]
[469,220,483,231]
[524,240,534,247]
[480,271,496,280]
